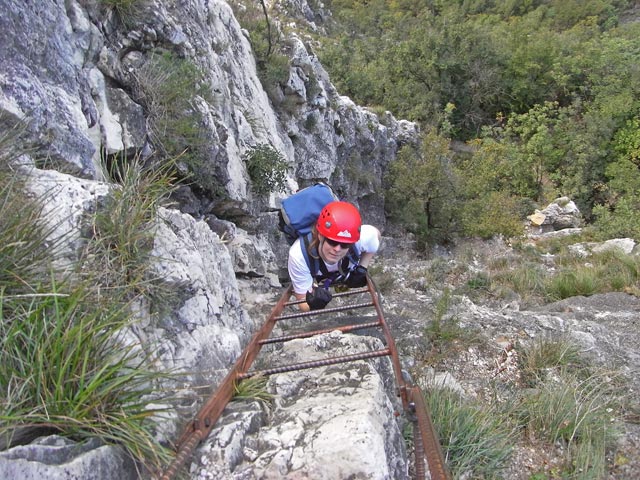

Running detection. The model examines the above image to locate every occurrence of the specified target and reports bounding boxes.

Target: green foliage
[320,0,640,232]
[592,117,640,238]
[132,51,211,186]
[243,144,288,196]
[514,370,621,479]
[593,197,640,240]
[100,0,138,9]
[385,130,458,246]
[86,155,177,302]
[425,387,517,478]
[229,0,290,91]
[498,102,567,200]
[100,0,139,12]
[458,191,525,239]
[99,0,145,26]
[232,376,273,407]
[0,185,51,294]
[0,128,177,469]
[258,52,291,91]
[0,284,173,471]
[385,129,528,243]
[0,121,61,299]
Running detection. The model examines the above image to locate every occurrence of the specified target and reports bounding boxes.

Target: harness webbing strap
[300,234,360,286]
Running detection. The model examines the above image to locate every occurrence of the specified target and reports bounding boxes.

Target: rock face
[378,236,640,480]
[0,436,136,480]
[0,0,416,220]
[0,0,101,177]
[194,333,408,480]
[7,1,638,479]
[4,163,408,478]
[0,1,417,478]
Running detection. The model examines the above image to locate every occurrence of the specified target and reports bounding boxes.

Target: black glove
[306,287,332,310]
[345,265,368,288]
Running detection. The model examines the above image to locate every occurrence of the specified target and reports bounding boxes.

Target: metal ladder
[160,278,451,480]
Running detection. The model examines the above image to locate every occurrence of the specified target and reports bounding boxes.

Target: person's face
[319,235,352,264]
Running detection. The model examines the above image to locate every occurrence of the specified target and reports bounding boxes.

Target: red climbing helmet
[316,201,361,243]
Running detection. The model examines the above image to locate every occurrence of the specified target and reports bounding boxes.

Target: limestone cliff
[0,0,416,478]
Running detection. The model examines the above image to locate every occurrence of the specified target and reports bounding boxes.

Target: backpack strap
[300,233,322,278]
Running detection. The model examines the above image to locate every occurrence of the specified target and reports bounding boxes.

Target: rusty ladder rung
[276,301,374,321]
[160,280,452,480]
[239,348,391,379]
[259,321,382,345]
[284,287,369,307]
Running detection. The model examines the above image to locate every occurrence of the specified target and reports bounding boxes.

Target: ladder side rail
[160,286,293,479]
[408,386,452,480]
[365,277,410,407]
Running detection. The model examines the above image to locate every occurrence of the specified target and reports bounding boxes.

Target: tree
[385,129,459,245]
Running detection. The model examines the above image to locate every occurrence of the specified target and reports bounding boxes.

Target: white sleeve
[357,224,380,254]
[288,238,314,295]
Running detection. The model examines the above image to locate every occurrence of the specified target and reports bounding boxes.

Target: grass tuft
[518,336,582,386]
[515,370,622,479]
[425,387,516,478]
[232,376,273,407]
[422,289,478,365]
[0,283,174,472]
[1,129,179,471]
[84,154,177,304]
[486,243,640,303]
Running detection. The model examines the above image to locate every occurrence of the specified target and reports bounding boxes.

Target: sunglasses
[324,238,352,249]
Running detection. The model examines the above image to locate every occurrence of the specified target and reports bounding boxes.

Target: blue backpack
[279,183,338,244]
[278,183,360,279]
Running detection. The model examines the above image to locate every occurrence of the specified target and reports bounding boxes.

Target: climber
[288,201,381,311]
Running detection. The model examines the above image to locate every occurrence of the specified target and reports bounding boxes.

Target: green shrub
[132,51,211,185]
[243,144,288,196]
[458,191,525,240]
[258,52,291,91]
[385,130,459,246]
[466,272,491,290]
[99,0,145,26]
[229,0,290,93]
[593,196,640,240]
